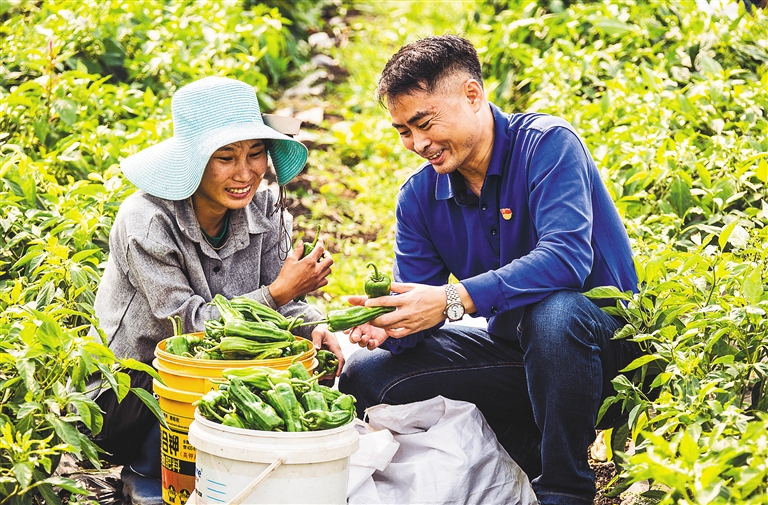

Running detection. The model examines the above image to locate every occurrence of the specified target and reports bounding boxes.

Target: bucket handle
[224,455,286,505]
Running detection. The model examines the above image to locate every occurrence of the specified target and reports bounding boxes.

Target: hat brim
[121,122,308,200]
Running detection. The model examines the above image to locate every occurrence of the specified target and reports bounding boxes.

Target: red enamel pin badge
[500,208,513,220]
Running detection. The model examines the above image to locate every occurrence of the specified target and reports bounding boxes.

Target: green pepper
[223,367,292,392]
[218,337,292,360]
[326,306,395,333]
[230,297,291,328]
[223,319,295,342]
[364,263,391,298]
[222,412,246,429]
[165,335,189,356]
[196,390,230,423]
[300,409,353,431]
[302,226,321,258]
[204,319,225,341]
[289,338,313,356]
[211,294,245,324]
[287,378,314,397]
[330,394,357,414]
[315,384,342,404]
[294,227,322,302]
[288,362,312,381]
[265,382,305,432]
[301,390,328,412]
[228,378,284,431]
[314,349,339,377]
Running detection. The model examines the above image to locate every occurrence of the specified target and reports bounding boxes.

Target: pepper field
[1,0,768,503]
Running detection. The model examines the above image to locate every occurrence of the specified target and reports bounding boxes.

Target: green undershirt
[201,211,230,248]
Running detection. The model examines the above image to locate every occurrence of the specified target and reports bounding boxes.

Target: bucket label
[161,424,196,505]
[163,410,192,433]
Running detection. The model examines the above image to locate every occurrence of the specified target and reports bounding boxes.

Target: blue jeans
[339,290,642,505]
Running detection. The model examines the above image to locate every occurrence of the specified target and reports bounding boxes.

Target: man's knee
[339,349,387,417]
[520,291,589,350]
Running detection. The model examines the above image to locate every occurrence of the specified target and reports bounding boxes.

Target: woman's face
[192,139,268,216]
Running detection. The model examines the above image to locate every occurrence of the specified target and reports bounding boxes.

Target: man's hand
[344,282,476,349]
[362,282,449,338]
[310,323,345,376]
[271,240,333,305]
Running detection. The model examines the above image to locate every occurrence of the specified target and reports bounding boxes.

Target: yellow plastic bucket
[154,334,317,505]
[153,379,199,505]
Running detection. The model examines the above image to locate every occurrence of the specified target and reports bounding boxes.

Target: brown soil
[593,460,622,505]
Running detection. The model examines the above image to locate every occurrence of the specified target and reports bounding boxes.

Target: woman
[88,76,341,495]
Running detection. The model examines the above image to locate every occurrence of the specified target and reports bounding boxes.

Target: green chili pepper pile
[164,294,315,360]
[194,364,357,432]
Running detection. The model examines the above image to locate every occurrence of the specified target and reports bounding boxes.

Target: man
[338,35,641,504]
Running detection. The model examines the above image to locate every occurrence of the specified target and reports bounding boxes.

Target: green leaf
[696,54,722,76]
[130,387,167,429]
[13,461,33,489]
[53,98,78,126]
[45,413,84,453]
[678,430,699,464]
[613,324,637,340]
[118,358,163,383]
[36,481,63,505]
[719,220,740,250]
[756,158,768,183]
[743,268,763,305]
[620,354,662,372]
[592,18,634,36]
[667,177,692,218]
[45,476,88,495]
[583,286,632,301]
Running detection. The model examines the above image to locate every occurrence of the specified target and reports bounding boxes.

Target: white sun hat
[121,76,308,200]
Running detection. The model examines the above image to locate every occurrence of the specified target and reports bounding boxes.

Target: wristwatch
[444,284,465,322]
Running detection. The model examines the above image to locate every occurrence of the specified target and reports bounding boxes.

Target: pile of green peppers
[164,294,314,360]
[195,363,356,431]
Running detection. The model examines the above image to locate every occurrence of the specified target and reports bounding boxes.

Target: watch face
[446,303,464,321]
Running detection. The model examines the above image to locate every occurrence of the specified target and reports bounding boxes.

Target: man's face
[388,78,484,175]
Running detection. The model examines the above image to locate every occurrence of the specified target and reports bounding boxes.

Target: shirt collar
[434,102,511,203]
[173,191,273,247]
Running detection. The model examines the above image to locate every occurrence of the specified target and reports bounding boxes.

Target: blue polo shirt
[383,103,638,354]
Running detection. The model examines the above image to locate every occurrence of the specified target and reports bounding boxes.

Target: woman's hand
[346,322,390,350]
[310,323,345,376]
[270,240,333,305]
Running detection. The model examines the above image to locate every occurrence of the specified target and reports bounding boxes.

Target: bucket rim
[192,409,357,438]
[155,336,317,369]
[153,378,203,402]
[188,411,360,464]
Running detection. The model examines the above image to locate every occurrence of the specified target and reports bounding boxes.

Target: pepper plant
[0,306,162,505]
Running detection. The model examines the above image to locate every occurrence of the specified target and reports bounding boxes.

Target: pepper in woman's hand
[314,349,339,377]
[301,226,321,258]
[364,263,391,298]
[294,226,323,302]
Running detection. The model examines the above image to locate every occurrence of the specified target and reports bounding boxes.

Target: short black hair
[375,34,483,106]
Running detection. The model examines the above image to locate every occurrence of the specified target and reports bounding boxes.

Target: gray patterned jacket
[91,188,323,365]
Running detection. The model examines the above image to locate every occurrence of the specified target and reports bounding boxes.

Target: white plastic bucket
[187,411,359,504]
